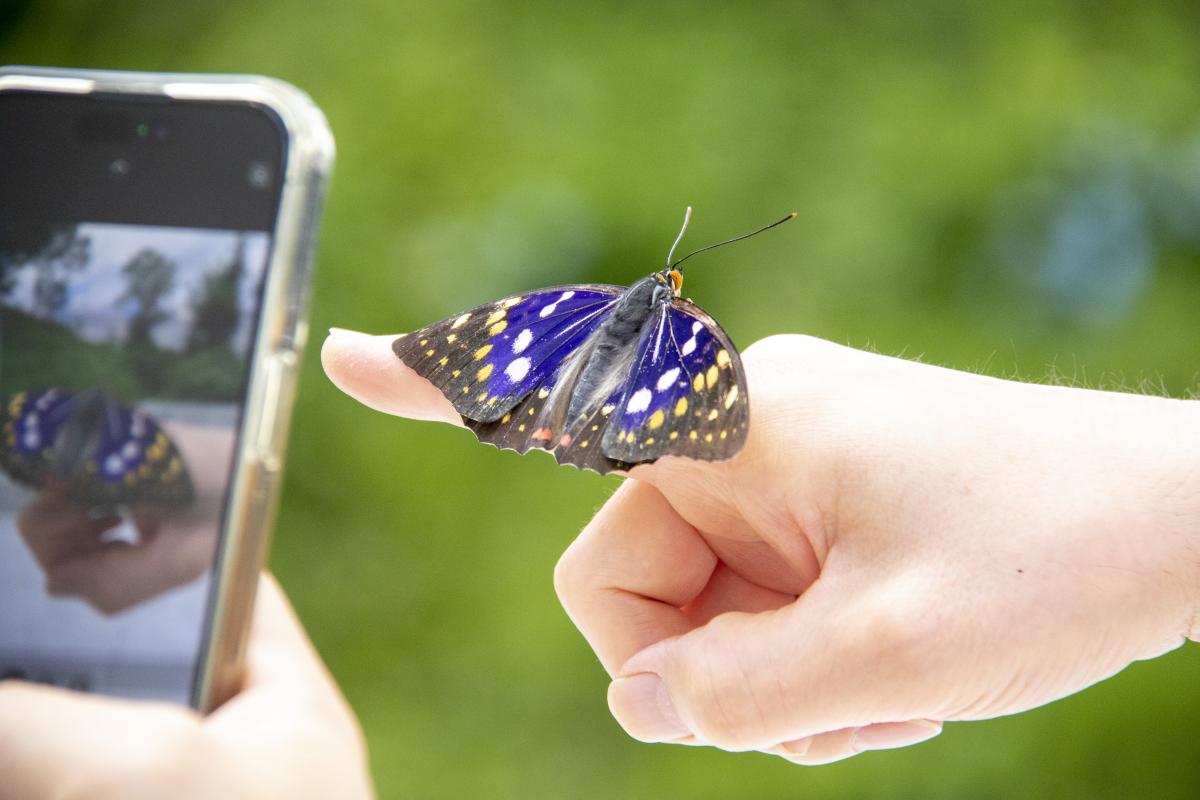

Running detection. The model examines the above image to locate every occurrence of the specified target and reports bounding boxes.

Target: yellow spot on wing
[601,404,615,416]
[706,365,719,389]
[669,431,679,440]
[485,308,506,325]
[474,344,492,360]
[476,364,494,381]
[724,385,739,409]
[501,296,524,308]
[420,338,428,346]
[538,387,550,399]
[425,349,435,357]
[477,392,488,402]
[674,397,688,417]
[438,356,448,366]
[580,440,589,448]
[489,320,508,336]
[452,369,461,377]
[693,373,705,392]
[720,430,728,439]
[645,437,655,445]
[689,430,698,440]
[518,423,526,432]
[707,409,719,421]
[648,410,665,430]
[446,334,457,343]
[705,433,713,442]
[501,413,511,424]
[451,313,471,329]
[716,349,731,367]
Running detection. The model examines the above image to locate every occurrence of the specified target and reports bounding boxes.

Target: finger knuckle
[675,616,779,751]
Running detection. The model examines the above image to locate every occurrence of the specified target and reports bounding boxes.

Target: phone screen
[0,90,287,703]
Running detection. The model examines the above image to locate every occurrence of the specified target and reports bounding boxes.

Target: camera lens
[246,160,273,190]
[108,158,131,178]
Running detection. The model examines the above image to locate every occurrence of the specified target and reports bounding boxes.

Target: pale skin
[323,327,1200,765]
[0,574,374,799]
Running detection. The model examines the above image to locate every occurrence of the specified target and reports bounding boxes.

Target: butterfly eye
[667,270,683,293]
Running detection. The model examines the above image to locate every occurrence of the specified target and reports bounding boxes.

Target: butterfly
[392,208,795,475]
[0,387,194,509]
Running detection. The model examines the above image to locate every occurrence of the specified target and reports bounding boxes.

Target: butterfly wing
[598,298,749,465]
[0,389,193,509]
[77,397,194,509]
[393,285,623,423]
[1,388,76,488]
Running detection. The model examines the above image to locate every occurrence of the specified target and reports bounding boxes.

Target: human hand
[0,573,374,800]
[16,423,229,614]
[322,327,1200,765]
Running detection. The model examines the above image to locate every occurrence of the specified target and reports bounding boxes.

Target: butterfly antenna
[670,211,797,270]
[666,206,693,267]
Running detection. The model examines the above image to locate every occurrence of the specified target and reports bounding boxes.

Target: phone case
[0,66,335,711]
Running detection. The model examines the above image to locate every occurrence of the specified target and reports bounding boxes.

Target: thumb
[607,576,928,752]
[321,327,461,426]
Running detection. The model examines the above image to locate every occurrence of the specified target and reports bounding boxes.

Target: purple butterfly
[0,388,193,508]
[393,208,794,475]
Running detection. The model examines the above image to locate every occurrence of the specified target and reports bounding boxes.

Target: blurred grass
[4,1,1200,797]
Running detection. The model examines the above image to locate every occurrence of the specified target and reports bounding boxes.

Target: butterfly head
[654,269,684,297]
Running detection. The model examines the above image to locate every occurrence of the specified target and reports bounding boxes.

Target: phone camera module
[246,160,273,190]
[135,121,171,143]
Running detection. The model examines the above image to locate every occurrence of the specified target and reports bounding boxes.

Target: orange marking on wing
[531,427,554,441]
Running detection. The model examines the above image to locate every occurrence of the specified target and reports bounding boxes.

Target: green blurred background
[4,1,1200,797]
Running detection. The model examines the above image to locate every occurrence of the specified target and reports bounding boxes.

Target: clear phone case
[0,66,335,711]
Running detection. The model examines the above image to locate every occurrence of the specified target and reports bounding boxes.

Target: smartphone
[0,67,333,711]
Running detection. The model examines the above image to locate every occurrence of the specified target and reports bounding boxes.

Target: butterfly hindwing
[393,285,622,423]
[600,299,749,464]
[84,398,194,508]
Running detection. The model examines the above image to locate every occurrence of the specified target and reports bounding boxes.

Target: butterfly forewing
[1,389,74,487]
[393,285,622,423]
[87,399,193,508]
[600,299,749,464]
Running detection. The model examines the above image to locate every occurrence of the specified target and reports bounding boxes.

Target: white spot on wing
[681,337,697,356]
[538,290,577,318]
[513,328,533,354]
[692,321,703,334]
[505,357,531,382]
[626,388,653,414]
[656,368,680,392]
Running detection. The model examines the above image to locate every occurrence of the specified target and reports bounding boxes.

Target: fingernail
[608,673,691,742]
[328,326,356,337]
[779,736,812,757]
[852,719,942,752]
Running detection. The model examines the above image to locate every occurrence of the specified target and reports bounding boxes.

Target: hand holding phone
[0,575,374,800]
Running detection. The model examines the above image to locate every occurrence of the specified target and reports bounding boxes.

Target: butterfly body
[393,267,750,475]
[0,388,194,509]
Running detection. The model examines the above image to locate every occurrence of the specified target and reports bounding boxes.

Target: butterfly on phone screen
[392,208,795,475]
[0,387,194,509]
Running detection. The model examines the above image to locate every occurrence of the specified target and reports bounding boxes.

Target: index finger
[321,328,461,426]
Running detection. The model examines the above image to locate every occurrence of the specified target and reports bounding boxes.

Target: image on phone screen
[0,225,271,700]
[0,89,289,704]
